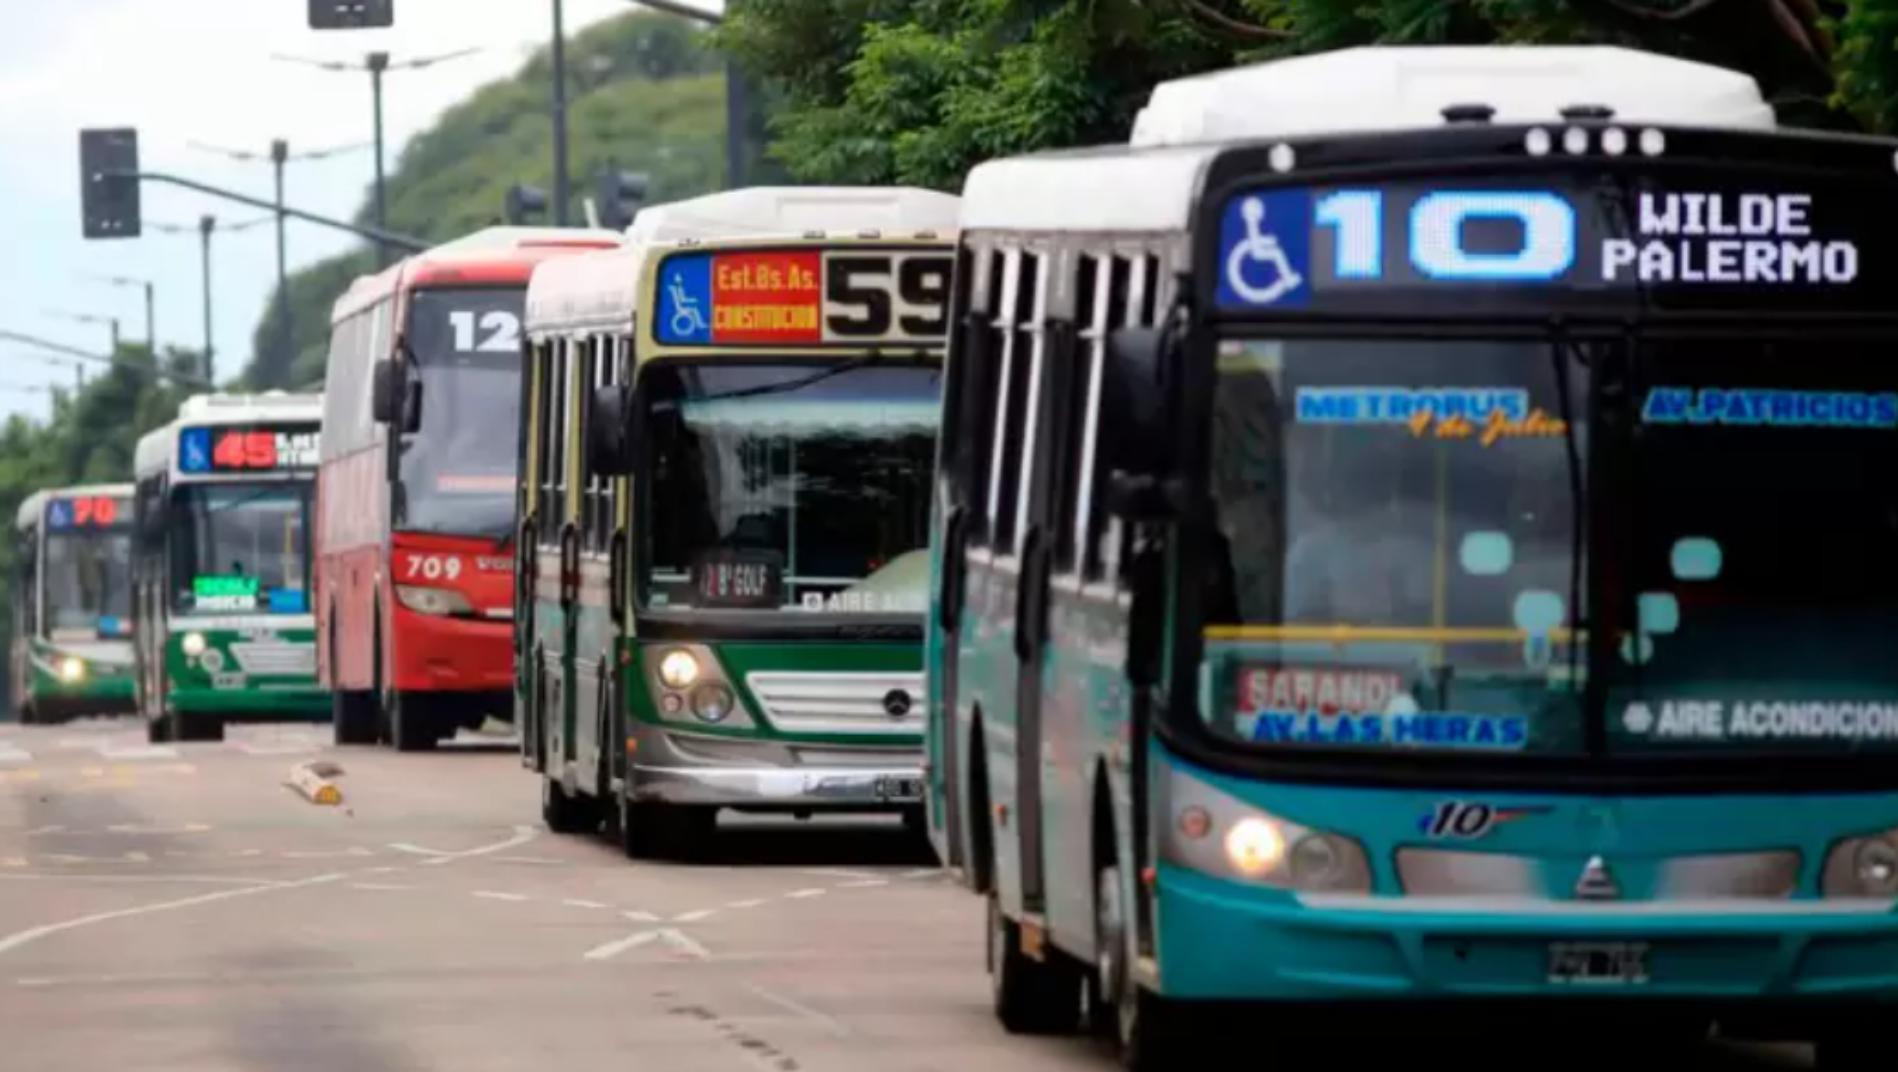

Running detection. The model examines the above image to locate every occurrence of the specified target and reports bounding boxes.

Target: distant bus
[8,484,136,723]
[133,392,327,742]
[317,227,620,750]
[521,187,958,857]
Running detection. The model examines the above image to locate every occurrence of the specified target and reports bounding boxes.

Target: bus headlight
[657,649,701,689]
[1823,828,1898,897]
[691,683,736,724]
[56,657,86,684]
[181,632,207,658]
[396,584,473,617]
[1161,767,1371,892]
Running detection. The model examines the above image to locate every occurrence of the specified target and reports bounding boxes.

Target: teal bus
[521,186,959,857]
[927,46,1898,1066]
[134,392,327,742]
[9,485,137,722]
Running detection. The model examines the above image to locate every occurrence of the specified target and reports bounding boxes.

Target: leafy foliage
[244,11,733,389]
[721,0,1881,190]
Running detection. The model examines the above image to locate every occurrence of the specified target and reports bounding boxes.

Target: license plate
[874,776,922,801]
[1548,941,1650,985]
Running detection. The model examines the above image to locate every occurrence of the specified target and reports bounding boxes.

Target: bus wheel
[616,796,660,860]
[146,713,173,744]
[540,776,598,835]
[174,713,223,743]
[987,892,1082,1035]
[332,689,378,746]
[389,693,439,753]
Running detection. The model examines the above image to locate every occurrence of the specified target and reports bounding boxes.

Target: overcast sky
[0,0,721,421]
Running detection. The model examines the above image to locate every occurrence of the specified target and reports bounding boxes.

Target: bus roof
[525,186,962,336]
[962,46,1776,234]
[15,483,133,531]
[332,226,622,323]
[134,391,324,479]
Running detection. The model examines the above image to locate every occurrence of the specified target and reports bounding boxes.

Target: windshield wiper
[1550,339,1588,699]
[682,348,921,406]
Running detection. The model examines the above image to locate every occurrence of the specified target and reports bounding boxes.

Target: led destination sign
[1212,169,1895,317]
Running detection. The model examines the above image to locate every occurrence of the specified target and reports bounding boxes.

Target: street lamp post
[552,0,570,225]
[199,216,216,384]
[272,139,292,376]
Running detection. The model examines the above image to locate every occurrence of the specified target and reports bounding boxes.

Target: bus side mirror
[370,361,398,424]
[587,385,636,476]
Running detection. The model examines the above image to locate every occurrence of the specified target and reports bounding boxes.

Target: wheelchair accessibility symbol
[1225,197,1305,305]
[668,272,709,337]
[1216,190,1312,310]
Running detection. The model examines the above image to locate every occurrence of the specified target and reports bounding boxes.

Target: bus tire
[332,689,378,745]
[146,714,173,744]
[1116,986,1187,1072]
[389,693,439,753]
[541,775,598,835]
[616,796,662,860]
[987,892,1082,1035]
[175,713,223,742]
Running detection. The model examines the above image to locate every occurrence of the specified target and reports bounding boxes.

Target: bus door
[990,249,1066,914]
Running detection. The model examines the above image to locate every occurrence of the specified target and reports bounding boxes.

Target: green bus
[9,485,137,722]
[133,392,327,742]
[519,186,959,856]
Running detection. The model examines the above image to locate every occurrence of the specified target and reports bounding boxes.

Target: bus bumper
[167,686,329,720]
[390,608,513,694]
[1153,864,1898,1006]
[628,725,923,810]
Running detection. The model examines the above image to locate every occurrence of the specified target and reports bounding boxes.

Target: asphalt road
[0,717,1813,1072]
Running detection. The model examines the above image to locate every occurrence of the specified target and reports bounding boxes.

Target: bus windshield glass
[1606,336,1898,756]
[1199,338,1587,757]
[639,361,939,616]
[43,530,132,639]
[169,483,313,616]
[396,288,524,539]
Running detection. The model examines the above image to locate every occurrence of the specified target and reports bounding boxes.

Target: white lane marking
[744,983,851,1039]
[107,823,211,835]
[799,867,877,880]
[838,878,889,889]
[362,866,402,874]
[95,744,179,761]
[23,826,63,837]
[232,849,264,858]
[725,899,766,910]
[582,930,661,961]
[0,744,31,765]
[53,736,110,750]
[621,910,659,923]
[280,847,373,859]
[0,873,277,887]
[584,926,708,962]
[562,899,609,910]
[493,855,564,866]
[900,868,939,879]
[672,909,715,923]
[472,891,529,902]
[0,872,344,957]
[388,824,538,863]
[41,852,151,865]
[419,857,453,867]
[786,888,826,899]
[350,882,414,892]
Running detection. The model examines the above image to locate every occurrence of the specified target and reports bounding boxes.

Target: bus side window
[581,335,613,553]
[988,249,1043,554]
[1056,253,1107,577]
[961,246,1008,547]
[538,338,567,548]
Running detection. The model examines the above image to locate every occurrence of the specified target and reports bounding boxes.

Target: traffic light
[308,0,394,28]
[596,169,651,231]
[505,184,549,225]
[79,128,141,239]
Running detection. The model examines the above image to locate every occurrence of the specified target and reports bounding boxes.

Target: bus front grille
[743,671,925,736]
[229,642,315,677]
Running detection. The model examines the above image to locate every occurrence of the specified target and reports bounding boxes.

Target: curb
[285,760,344,806]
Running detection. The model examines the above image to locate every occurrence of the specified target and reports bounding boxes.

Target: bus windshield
[170,483,313,616]
[396,287,524,539]
[1606,336,1898,756]
[639,361,939,616]
[43,529,132,639]
[1199,338,1587,757]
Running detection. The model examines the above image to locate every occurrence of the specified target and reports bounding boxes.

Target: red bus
[317,227,621,749]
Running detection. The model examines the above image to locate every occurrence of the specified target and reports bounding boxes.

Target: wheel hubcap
[1096,867,1125,1007]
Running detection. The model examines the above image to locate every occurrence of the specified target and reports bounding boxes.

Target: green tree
[244,10,733,389]
[720,0,1878,191]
